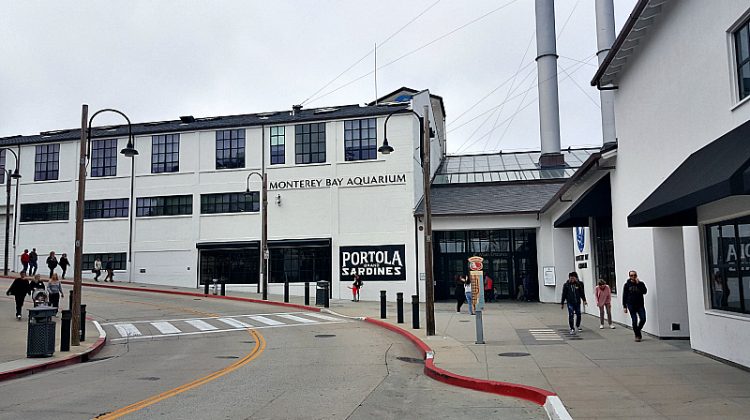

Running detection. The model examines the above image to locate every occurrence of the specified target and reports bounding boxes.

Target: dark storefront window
[593,216,617,294]
[706,216,750,314]
[434,229,538,301]
[270,245,331,284]
[199,248,259,285]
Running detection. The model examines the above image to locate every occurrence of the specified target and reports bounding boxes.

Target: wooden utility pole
[422,105,436,336]
[72,104,88,346]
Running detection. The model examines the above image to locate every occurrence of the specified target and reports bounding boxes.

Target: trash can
[315,281,329,307]
[27,307,57,358]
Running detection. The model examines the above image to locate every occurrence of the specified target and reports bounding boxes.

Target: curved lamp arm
[0,148,21,178]
[88,108,136,159]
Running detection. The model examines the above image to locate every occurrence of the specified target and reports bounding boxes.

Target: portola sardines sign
[340,245,406,281]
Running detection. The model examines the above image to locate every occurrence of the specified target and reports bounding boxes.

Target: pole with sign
[468,256,485,344]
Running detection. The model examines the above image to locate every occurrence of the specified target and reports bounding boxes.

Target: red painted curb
[365,317,554,406]
[0,316,106,383]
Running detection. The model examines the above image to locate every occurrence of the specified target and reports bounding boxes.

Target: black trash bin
[315,281,329,307]
[27,307,57,358]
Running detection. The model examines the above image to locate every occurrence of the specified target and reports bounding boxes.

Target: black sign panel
[340,245,406,281]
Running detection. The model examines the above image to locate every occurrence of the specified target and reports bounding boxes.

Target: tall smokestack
[595,0,617,146]
[535,0,564,168]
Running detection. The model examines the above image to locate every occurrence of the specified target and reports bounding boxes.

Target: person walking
[93,257,102,281]
[29,248,38,275]
[104,257,114,282]
[354,275,363,302]
[6,271,30,319]
[560,271,587,335]
[46,251,58,278]
[47,273,63,312]
[484,274,495,302]
[595,280,615,329]
[623,270,648,342]
[464,275,475,315]
[20,249,30,274]
[454,275,466,312]
[58,253,70,279]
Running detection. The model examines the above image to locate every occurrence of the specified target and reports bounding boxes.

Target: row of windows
[82,253,127,271]
[27,119,381,181]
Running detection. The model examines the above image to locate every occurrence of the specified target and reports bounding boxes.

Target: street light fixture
[0,148,21,276]
[245,171,268,300]
[382,106,436,336]
[72,105,134,346]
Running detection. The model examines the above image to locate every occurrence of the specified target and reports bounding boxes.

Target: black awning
[196,241,259,250]
[196,238,331,250]
[554,174,611,228]
[628,120,750,227]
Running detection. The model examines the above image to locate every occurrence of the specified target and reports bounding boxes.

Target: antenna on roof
[374,42,378,106]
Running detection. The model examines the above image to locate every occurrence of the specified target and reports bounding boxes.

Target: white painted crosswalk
[528,328,563,341]
[105,311,349,342]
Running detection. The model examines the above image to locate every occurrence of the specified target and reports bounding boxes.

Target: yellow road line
[96,329,265,419]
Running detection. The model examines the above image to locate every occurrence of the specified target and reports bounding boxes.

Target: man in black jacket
[561,272,587,335]
[623,270,648,342]
[6,272,30,319]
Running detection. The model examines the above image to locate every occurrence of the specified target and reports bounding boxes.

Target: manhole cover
[498,352,530,357]
[215,356,240,359]
[315,334,336,338]
[137,377,160,381]
[396,356,424,364]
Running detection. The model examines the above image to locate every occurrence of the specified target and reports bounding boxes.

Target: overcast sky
[0,0,636,154]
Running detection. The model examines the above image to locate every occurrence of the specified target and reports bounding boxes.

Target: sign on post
[468,256,484,312]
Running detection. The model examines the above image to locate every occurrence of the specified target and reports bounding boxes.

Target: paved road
[0,287,544,419]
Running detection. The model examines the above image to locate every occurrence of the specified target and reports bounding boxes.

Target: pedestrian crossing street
[104,311,348,342]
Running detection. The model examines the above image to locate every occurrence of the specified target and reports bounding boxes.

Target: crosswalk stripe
[277,314,317,324]
[248,315,284,326]
[151,322,181,334]
[186,319,218,331]
[218,318,253,329]
[114,323,141,337]
[304,313,340,322]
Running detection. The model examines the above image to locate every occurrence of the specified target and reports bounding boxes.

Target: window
[0,149,5,184]
[34,144,60,181]
[20,202,69,222]
[82,253,126,271]
[91,139,118,177]
[270,126,285,165]
[84,199,129,219]
[344,118,377,161]
[269,246,331,284]
[216,130,245,169]
[735,19,750,100]
[593,217,617,294]
[136,195,192,217]
[706,216,750,314]
[200,192,259,214]
[295,123,326,164]
[438,231,466,253]
[151,134,180,173]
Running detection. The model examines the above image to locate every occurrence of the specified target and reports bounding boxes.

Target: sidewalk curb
[0,317,107,383]
[35,281,572,419]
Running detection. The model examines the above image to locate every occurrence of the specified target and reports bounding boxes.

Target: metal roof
[0,103,410,147]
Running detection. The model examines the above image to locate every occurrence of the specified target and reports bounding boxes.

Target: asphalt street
[0,287,544,419]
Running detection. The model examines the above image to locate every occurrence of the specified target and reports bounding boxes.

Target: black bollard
[68,292,74,311]
[412,295,420,329]
[304,282,310,306]
[284,280,289,303]
[80,304,87,342]
[204,281,209,295]
[396,292,404,324]
[380,290,386,319]
[60,310,71,352]
[323,282,329,308]
[220,282,226,296]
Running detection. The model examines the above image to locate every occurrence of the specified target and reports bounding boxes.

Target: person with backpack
[560,271,587,335]
[6,271,30,319]
[28,248,38,275]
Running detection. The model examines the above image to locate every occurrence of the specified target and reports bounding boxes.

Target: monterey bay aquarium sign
[269,174,407,190]
[340,245,407,281]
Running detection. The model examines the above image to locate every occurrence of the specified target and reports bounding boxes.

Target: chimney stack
[595,0,617,147]
[535,0,565,168]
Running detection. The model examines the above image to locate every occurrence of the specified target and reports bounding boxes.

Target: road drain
[193,298,202,300]
[215,356,240,359]
[315,334,336,338]
[137,377,160,381]
[498,352,530,357]
[396,356,424,364]
[458,320,470,323]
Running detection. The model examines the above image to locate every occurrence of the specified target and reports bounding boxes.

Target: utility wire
[306,0,523,106]
[300,0,442,106]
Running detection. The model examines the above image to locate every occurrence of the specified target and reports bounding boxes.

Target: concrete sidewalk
[0,275,105,381]
[3,276,750,419]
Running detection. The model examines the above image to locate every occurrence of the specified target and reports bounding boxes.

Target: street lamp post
[381,106,436,336]
[72,105,134,346]
[245,172,268,300]
[119,132,139,284]
[1,148,21,276]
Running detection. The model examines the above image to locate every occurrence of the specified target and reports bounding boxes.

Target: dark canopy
[554,175,611,228]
